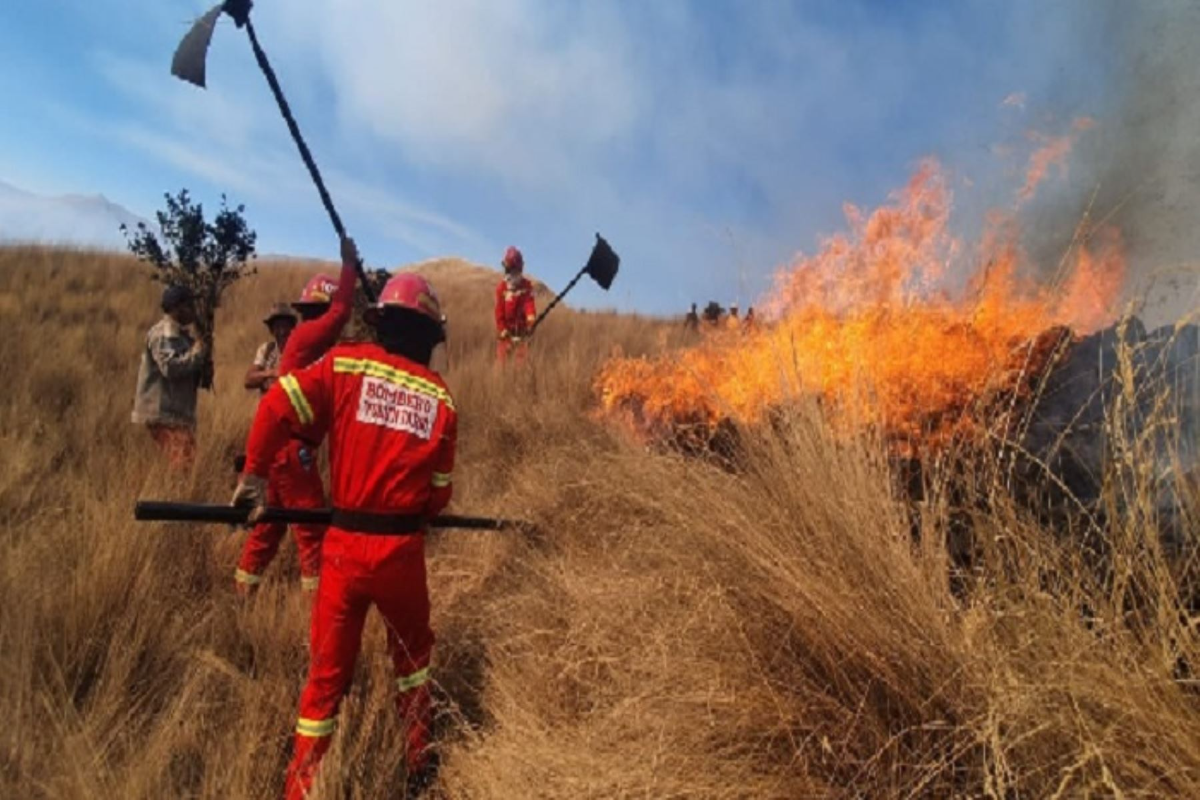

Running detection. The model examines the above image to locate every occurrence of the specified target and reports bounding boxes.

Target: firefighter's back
[322,341,456,522]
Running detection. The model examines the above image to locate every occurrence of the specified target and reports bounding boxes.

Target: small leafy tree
[122,189,257,388]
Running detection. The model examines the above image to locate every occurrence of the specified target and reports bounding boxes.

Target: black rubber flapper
[529,234,620,335]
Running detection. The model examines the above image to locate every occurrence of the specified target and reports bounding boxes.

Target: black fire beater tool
[135,501,529,532]
[527,234,621,336]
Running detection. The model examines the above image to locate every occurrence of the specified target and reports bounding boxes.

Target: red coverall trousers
[147,423,196,470]
[236,439,326,592]
[495,334,529,364]
[284,530,434,800]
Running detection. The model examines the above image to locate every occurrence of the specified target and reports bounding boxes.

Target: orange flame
[596,158,1126,455]
[1018,116,1095,203]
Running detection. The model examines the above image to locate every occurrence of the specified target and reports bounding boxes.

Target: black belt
[330,508,425,535]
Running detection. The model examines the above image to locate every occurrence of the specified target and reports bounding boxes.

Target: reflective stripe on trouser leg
[396,666,430,693]
[234,568,262,586]
[296,716,336,737]
[300,575,319,591]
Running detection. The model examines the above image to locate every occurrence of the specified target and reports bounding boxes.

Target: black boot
[403,751,440,799]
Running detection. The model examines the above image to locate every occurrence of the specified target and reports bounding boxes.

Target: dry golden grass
[0,244,1197,798]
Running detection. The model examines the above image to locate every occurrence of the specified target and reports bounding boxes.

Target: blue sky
[0,1,1134,313]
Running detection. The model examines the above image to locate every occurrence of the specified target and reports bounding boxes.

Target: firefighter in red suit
[233,271,454,799]
[494,245,537,363]
[234,238,360,594]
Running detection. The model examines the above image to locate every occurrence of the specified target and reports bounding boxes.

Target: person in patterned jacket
[244,303,298,395]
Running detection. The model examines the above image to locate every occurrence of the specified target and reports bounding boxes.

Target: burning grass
[0,244,1198,798]
[596,161,1132,462]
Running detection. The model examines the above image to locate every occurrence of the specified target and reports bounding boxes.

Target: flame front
[595,158,1127,455]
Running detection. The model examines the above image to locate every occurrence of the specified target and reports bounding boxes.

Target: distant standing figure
[245,303,298,395]
[702,301,723,327]
[744,306,757,330]
[727,303,741,330]
[131,284,208,468]
[684,302,700,332]
[495,245,537,363]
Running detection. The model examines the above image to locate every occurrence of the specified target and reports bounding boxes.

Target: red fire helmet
[502,246,524,273]
[294,273,339,306]
[376,272,443,323]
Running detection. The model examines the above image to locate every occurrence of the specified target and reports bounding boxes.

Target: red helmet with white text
[293,273,339,307]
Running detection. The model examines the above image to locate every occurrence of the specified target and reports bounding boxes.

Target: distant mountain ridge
[0,180,151,249]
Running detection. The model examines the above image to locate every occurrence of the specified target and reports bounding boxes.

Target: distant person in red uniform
[233,270,453,798]
[234,238,360,594]
[494,245,536,363]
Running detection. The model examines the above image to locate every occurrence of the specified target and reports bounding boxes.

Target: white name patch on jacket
[357,376,437,439]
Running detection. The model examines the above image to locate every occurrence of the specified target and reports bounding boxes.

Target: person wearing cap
[234,237,360,595]
[233,269,453,798]
[245,303,299,395]
[131,284,208,468]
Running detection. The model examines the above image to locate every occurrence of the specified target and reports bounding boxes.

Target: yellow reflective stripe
[300,575,319,591]
[332,358,455,412]
[296,717,336,737]
[431,472,451,489]
[334,357,455,411]
[280,374,315,425]
[396,666,430,693]
[235,568,262,585]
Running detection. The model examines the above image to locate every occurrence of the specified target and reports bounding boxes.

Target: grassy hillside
[1,244,1197,798]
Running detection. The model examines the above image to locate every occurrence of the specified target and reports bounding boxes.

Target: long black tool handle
[242,18,376,303]
[135,501,517,531]
[529,266,587,336]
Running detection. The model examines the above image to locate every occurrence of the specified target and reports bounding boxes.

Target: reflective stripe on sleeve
[280,374,315,425]
[300,575,319,591]
[296,717,336,737]
[396,666,430,693]
[235,568,262,585]
[431,472,451,489]
[332,358,455,411]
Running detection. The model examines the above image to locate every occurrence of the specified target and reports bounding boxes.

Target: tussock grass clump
[0,245,1196,798]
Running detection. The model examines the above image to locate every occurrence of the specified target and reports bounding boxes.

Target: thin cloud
[296,0,645,190]
[1001,91,1027,110]
[84,47,484,257]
